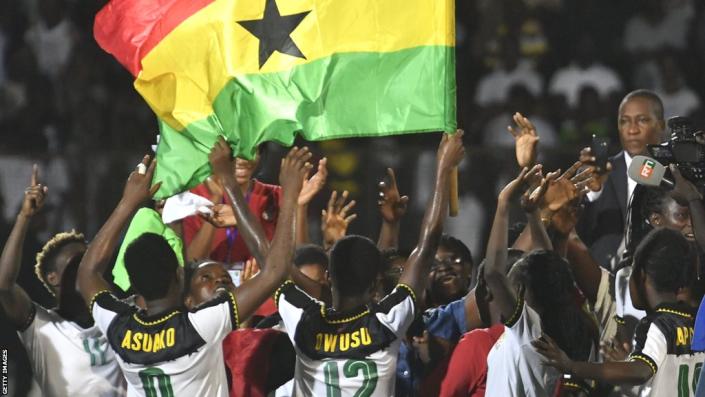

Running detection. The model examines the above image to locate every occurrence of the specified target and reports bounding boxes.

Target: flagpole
[449,167,459,217]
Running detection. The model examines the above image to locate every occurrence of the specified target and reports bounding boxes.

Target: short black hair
[621,89,665,121]
[294,244,328,269]
[329,235,381,297]
[439,234,473,267]
[124,233,179,301]
[640,186,671,221]
[633,228,693,293]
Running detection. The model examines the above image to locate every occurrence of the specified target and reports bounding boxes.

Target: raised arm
[78,156,160,303]
[321,190,357,250]
[483,166,542,323]
[227,145,311,319]
[296,157,328,245]
[377,168,409,249]
[398,131,465,297]
[209,138,272,266]
[0,166,47,328]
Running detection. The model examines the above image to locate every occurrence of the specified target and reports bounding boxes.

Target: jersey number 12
[324,359,378,397]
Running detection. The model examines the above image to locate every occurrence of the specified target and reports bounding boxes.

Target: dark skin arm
[520,167,555,251]
[296,157,328,245]
[377,168,408,249]
[398,131,465,298]
[210,137,311,318]
[484,165,543,324]
[185,177,223,261]
[209,138,324,299]
[78,156,161,304]
[0,166,47,328]
[564,232,603,304]
[532,334,653,385]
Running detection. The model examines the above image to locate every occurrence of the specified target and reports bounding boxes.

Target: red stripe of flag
[94,0,214,76]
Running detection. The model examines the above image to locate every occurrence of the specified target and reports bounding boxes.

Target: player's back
[91,290,239,397]
[630,302,705,397]
[276,281,417,396]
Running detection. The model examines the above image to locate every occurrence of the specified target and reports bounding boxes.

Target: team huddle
[3,91,705,397]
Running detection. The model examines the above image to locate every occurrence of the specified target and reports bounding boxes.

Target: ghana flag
[95,0,456,198]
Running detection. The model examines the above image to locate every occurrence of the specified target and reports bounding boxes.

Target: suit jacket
[576,152,629,268]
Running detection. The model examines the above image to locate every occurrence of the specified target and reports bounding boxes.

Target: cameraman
[577,89,666,269]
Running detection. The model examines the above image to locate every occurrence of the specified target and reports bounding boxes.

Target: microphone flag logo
[640,159,656,179]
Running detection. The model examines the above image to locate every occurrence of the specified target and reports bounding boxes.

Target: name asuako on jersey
[121,328,176,353]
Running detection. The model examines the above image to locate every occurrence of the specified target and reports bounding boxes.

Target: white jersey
[486,298,561,397]
[18,303,125,397]
[90,289,239,397]
[276,281,416,397]
[628,302,705,397]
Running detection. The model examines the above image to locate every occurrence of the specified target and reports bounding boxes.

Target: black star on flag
[237,0,311,69]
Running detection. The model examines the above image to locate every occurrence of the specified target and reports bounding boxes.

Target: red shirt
[223,328,285,397]
[439,324,505,397]
[182,179,281,316]
[182,179,282,263]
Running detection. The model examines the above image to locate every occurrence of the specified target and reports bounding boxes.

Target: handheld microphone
[628,156,675,189]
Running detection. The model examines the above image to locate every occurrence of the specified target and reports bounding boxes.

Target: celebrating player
[0,165,125,396]
[76,142,309,396]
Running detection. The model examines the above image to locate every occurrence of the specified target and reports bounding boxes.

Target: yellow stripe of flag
[136,0,455,131]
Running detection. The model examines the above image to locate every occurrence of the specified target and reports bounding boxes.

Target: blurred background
[0,1,704,392]
[1,0,704,266]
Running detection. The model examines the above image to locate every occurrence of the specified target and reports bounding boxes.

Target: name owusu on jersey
[121,328,175,353]
[315,327,372,353]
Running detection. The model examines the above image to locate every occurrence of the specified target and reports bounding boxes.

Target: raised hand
[541,162,593,212]
[122,155,160,208]
[279,146,313,198]
[437,130,466,171]
[508,112,539,168]
[521,169,558,213]
[209,137,235,180]
[20,164,48,218]
[321,190,357,248]
[498,164,543,205]
[579,147,612,192]
[669,165,703,205]
[298,157,328,206]
[378,168,409,224]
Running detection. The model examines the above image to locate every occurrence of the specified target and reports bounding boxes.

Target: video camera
[647,116,705,187]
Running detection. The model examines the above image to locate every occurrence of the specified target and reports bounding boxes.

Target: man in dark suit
[577,90,666,268]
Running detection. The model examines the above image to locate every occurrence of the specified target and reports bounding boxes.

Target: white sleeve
[630,321,667,376]
[188,291,239,344]
[17,303,50,381]
[275,280,321,344]
[90,290,128,335]
[505,298,542,344]
[375,284,417,338]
